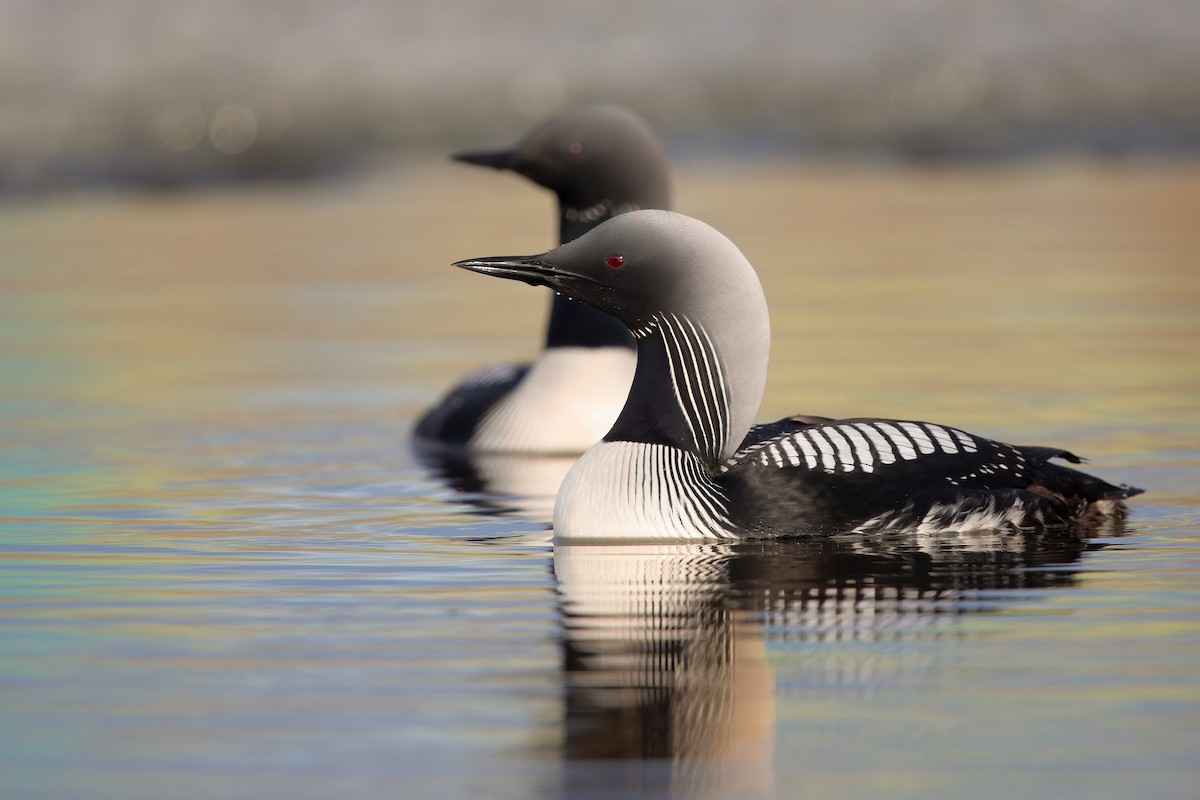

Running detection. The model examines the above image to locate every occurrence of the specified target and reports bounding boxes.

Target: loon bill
[454,210,1143,540]
[414,104,672,454]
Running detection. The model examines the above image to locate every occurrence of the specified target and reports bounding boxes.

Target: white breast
[470,346,636,454]
[553,441,734,541]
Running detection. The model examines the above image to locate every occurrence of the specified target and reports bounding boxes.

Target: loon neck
[559,204,634,246]
[544,207,636,351]
[605,312,762,469]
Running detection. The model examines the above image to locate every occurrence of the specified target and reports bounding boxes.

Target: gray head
[455,211,770,462]
[453,104,673,233]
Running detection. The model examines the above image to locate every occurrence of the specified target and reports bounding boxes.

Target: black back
[718,417,1141,536]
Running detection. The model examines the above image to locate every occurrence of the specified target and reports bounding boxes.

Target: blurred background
[4,5,1200,799]
[3,0,1200,192]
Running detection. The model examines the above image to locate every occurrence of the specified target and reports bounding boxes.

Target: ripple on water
[2,162,1199,799]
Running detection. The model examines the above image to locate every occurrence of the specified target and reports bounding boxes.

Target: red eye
[607,254,624,268]
[568,142,583,155]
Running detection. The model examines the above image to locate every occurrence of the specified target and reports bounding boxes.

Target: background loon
[455,210,1143,540]
[414,104,672,454]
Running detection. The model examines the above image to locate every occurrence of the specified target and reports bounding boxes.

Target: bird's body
[455,210,1142,540]
[415,104,671,453]
[415,347,641,454]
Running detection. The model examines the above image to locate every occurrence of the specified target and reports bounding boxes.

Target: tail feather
[1035,461,1143,504]
[1015,444,1142,504]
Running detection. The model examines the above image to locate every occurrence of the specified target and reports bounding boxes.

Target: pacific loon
[454,210,1143,540]
[414,104,672,454]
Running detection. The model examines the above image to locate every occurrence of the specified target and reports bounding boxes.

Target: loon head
[454,104,671,350]
[455,210,771,462]
[452,104,673,234]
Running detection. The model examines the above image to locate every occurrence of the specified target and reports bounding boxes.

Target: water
[2,159,1198,799]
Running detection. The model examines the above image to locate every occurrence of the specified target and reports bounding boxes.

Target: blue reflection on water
[4,416,1196,800]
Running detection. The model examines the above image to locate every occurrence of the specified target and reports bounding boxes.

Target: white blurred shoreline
[3,0,1199,191]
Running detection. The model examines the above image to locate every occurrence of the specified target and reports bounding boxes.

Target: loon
[414,104,673,453]
[454,210,1143,540]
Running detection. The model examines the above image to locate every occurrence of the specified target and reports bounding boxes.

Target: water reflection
[552,525,1115,798]
[414,438,1133,798]
[556,542,775,798]
[413,443,566,523]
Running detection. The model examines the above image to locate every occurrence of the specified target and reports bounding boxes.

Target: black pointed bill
[450,148,520,170]
[453,254,564,289]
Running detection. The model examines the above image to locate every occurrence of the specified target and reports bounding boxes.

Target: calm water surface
[2,159,1198,799]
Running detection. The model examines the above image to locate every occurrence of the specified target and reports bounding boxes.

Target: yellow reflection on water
[3,158,1198,525]
[2,157,1199,799]
[6,160,1198,435]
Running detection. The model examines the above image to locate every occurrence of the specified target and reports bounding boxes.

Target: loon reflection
[552,522,1122,798]
[412,443,566,523]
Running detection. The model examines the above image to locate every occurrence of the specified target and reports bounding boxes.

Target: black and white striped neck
[553,309,760,541]
[605,312,735,468]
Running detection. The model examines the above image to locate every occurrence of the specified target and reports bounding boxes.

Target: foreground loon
[414,104,672,453]
[455,210,1142,539]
